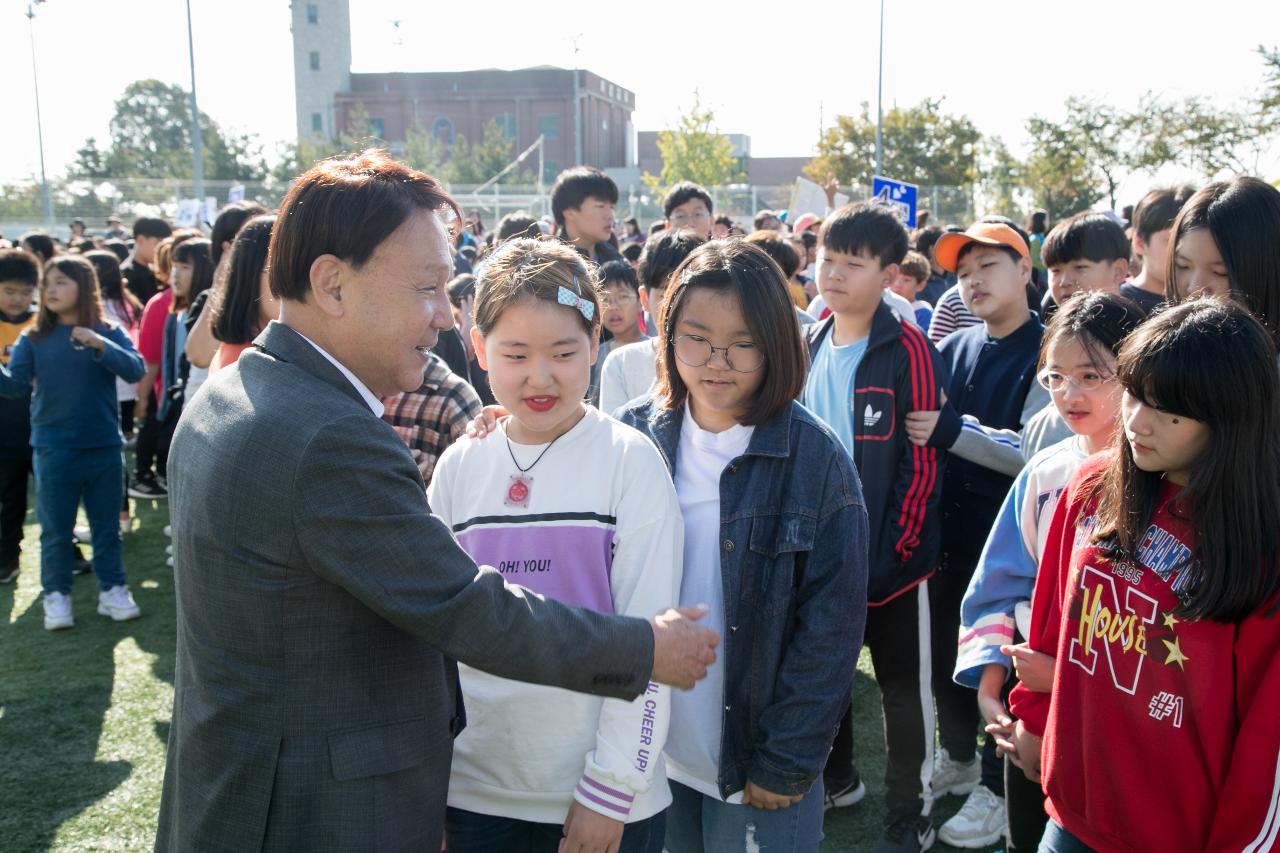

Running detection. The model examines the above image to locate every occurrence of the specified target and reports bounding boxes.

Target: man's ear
[1111,258,1130,286]
[1018,255,1033,286]
[309,254,346,317]
[470,325,489,371]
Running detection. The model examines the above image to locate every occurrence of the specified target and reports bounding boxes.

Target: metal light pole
[185,0,205,203]
[875,0,885,177]
[571,34,583,167]
[25,0,53,227]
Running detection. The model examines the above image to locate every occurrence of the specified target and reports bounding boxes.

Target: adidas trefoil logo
[864,403,884,428]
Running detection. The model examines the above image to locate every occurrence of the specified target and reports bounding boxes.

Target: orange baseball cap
[934,223,1030,272]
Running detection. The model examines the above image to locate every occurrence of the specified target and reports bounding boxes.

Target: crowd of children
[3,161,1280,853]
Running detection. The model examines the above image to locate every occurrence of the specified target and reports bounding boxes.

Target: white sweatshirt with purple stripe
[429,405,683,824]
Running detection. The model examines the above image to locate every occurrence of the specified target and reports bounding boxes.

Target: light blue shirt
[803,334,869,453]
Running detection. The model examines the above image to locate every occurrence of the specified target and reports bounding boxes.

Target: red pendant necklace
[504,428,564,508]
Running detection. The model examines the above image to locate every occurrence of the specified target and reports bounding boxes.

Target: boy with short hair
[598,230,703,414]
[1128,185,1196,312]
[805,203,948,853]
[122,217,173,304]
[1040,212,1130,321]
[550,166,623,265]
[0,249,39,583]
[662,182,714,240]
[903,222,1045,848]
[892,251,934,330]
[589,260,649,407]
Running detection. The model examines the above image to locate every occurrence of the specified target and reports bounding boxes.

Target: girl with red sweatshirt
[1004,299,1280,852]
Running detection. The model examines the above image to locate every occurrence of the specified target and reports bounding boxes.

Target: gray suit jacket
[155,322,654,852]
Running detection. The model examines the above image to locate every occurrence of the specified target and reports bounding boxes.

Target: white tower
[291,0,352,141]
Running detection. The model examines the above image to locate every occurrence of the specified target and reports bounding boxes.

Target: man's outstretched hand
[650,605,719,690]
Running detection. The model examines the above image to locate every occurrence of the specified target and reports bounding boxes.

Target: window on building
[306,3,318,23]
[432,116,455,144]
[311,112,323,133]
[309,51,320,71]
[495,113,516,140]
[368,117,385,140]
[599,80,606,93]
[543,161,559,184]
[538,115,559,141]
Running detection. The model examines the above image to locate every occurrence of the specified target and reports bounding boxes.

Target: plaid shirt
[382,353,484,488]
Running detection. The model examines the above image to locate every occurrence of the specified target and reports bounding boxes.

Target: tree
[642,97,743,198]
[804,99,981,190]
[72,79,267,181]
[976,137,1026,222]
[1022,116,1103,220]
[438,119,528,186]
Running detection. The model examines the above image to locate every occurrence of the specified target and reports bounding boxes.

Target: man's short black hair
[18,231,55,262]
[133,217,173,240]
[714,214,733,229]
[662,182,713,218]
[621,243,643,263]
[0,248,41,287]
[1131,185,1197,244]
[598,259,640,293]
[103,239,130,263]
[818,203,909,267]
[447,273,476,308]
[913,224,943,257]
[637,229,704,292]
[1042,212,1129,267]
[550,166,618,226]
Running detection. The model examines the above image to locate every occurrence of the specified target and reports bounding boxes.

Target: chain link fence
[2,177,975,241]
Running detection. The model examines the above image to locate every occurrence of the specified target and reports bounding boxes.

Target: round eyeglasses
[1037,369,1112,393]
[673,335,764,373]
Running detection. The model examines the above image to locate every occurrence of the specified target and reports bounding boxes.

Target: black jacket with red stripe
[804,304,948,605]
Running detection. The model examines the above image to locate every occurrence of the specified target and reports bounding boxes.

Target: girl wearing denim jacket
[617,240,870,852]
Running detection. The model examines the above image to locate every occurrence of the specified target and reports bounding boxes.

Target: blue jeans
[1038,821,1097,853]
[665,779,825,853]
[33,446,127,595]
[445,806,665,853]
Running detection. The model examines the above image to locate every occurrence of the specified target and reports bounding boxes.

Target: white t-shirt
[599,338,659,416]
[664,404,755,803]
[429,405,683,824]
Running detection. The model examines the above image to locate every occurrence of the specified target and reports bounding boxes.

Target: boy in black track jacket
[803,203,948,853]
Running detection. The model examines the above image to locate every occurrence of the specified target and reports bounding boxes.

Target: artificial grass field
[1,493,1000,852]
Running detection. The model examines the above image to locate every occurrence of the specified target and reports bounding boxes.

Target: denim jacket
[617,397,870,798]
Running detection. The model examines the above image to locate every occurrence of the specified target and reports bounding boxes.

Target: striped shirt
[381,353,483,487]
[928,284,982,343]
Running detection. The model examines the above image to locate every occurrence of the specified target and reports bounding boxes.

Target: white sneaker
[166,556,174,568]
[120,518,133,535]
[931,748,981,797]
[165,544,173,556]
[43,592,74,630]
[163,524,173,538]
[98,585,141,621]
[73,524,92,541]
[938,785,1006,848]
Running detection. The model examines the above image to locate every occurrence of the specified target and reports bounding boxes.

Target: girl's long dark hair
[1092,298,1280,621]
[30,255,105,340]
[173,239,214,312]
[212,215,276,344]
[1164,177,1280,347]
[85,249,143,325]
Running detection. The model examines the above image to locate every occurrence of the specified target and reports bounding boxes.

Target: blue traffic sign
[871,176,919,228]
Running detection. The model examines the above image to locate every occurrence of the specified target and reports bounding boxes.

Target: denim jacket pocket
[747,512,817,614]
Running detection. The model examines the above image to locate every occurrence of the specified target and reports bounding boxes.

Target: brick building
[291,1,634,182]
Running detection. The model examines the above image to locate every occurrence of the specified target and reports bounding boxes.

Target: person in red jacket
[1001,299,1280,852]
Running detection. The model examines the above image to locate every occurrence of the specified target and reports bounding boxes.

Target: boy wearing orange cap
[902,220,1047,849]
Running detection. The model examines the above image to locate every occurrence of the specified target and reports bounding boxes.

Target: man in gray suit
[155,151,717,852]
